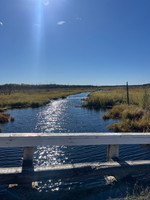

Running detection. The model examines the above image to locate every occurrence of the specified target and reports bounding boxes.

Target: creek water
[0,92,150,200]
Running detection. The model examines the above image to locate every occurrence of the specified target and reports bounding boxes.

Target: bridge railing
[0,133,150,184]
[0,133,150,167]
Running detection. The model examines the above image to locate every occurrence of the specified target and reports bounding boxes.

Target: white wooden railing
[0,133,150,167]
[0,133,150,185]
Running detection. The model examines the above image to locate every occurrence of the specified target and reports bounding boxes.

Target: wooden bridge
[0,133,150,186]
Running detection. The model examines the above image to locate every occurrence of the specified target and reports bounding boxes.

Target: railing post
[21,147,34,187]
[22,147,34,168]
[107,145,119,161]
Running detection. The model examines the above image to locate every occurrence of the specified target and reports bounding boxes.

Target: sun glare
[33,0,44,67]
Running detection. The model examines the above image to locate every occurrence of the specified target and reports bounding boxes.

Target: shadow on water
[82,105,110,113]
[1,176,149,200]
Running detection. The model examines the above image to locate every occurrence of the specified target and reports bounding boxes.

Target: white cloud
[43,0,49,6]
[57,21,66,25]
[0,21,3,26]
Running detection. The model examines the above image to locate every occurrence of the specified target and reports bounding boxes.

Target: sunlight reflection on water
[35,100,68,133]
[34,99,70,166]
[34,145,68,166]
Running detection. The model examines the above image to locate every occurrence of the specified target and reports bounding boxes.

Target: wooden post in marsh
[126,82,129,105]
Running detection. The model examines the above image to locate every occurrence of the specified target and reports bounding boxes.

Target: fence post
[126,82,129,105]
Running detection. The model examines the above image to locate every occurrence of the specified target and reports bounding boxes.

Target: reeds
[84,86,150,109]
[0,88,96,109]
[84,86,150,132]
[103,104,150,132]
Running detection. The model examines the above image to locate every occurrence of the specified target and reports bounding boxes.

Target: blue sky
[0,0,150,85]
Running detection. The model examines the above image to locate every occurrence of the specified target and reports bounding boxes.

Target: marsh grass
[0,88,96,109]
[121,183,150,200]
[103,105,145,120]
[84,86,150,132]
[0,112,10,123]
[84,86,150,109]
[103,104,150,132]
[0,108,15,125]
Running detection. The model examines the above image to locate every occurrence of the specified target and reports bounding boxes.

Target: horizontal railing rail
[0,133,150,147]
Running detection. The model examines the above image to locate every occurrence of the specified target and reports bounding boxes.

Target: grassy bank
[83,86,150,109]
[0,87,97,109]
[83,85,150,132]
